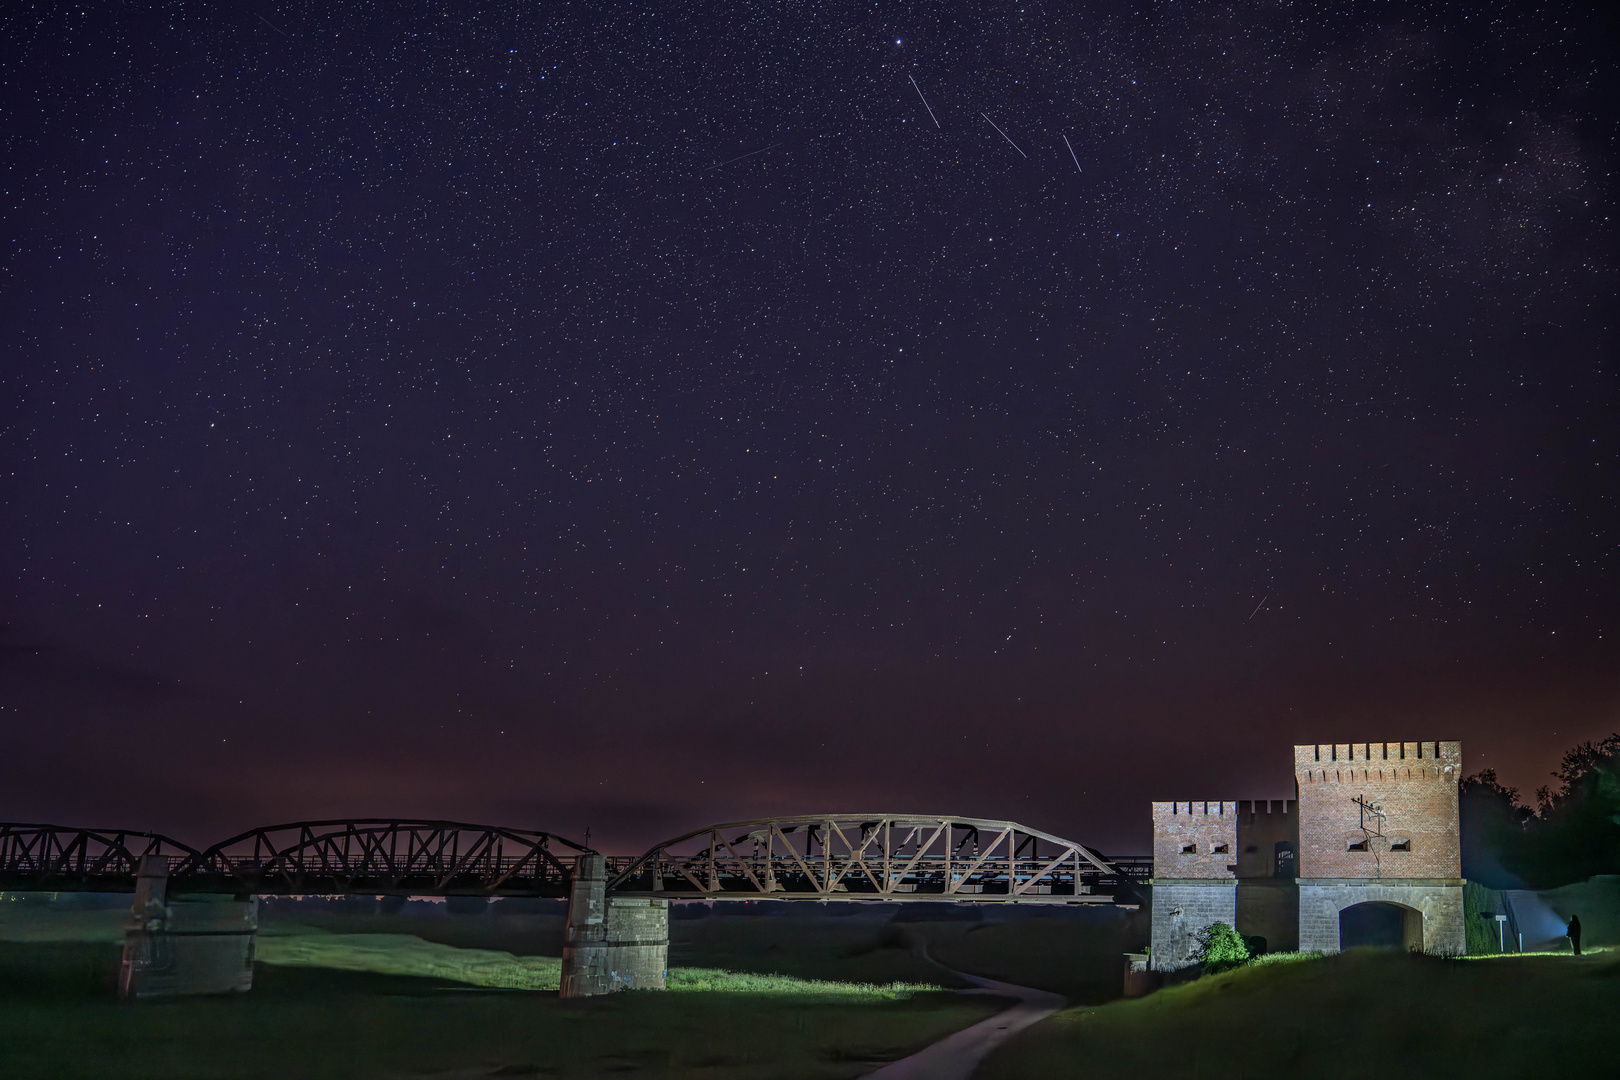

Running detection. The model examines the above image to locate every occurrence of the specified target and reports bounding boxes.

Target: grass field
[980,946,1620,1079]
[0,898,1001,1079]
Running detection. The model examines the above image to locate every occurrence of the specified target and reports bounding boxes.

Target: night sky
[3,1,1616,855]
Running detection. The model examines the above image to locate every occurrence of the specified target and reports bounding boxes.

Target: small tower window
[1390,839,1411,852]
[1180,843,1197,855]
[1212,843,1230,854]
[1347,839,1369,852]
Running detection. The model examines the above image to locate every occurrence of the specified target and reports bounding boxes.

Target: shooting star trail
[1247,594,1269,621]
[257,14,291,37]
[909,76,940,129]
[704,143,782,170]
[980,112,1027,158]
[1063,134,1083,174]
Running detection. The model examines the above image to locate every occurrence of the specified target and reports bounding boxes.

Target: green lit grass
[664,967,937,997]
[255,929,938,998]
[981,947,1620,1079]
[0,913,984,1080]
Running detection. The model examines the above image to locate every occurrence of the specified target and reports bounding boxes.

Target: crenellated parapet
[1151,801,1237,880]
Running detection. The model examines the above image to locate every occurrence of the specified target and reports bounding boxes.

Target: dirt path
[862,970,1066,1080]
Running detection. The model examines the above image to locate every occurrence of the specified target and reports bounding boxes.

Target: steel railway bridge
[0,816,1149,901]
[2,815,1149,999]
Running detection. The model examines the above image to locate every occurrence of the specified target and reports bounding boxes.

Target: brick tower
[1148,801,1238,970]
[1294,741,1466,955]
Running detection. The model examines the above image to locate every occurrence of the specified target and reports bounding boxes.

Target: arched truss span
[0,823,200,892]
[175,820,595,897]
[606,815,1135,903]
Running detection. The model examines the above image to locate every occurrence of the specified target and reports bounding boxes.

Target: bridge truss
[0,824,200,893]
[0,821,593,897]
[606,815,1137,903]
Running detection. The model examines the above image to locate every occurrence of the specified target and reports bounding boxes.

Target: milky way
[2,1,1615,852]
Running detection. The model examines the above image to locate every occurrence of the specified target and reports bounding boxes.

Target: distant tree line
[1461,733,1620,889]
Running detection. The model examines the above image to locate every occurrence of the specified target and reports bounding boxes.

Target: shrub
[1193,922,1250,974]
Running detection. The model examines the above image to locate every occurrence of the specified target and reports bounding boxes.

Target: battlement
[1151,801,1237,880]
[1293,740,1462,879]
[1294,742,1460,776]
[1154,801,1236,819]
[1237,799,1296,819]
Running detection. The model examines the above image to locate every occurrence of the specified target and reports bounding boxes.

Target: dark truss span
[606,815,1137,903]
[0,824,200,893]
[1,820,593,897]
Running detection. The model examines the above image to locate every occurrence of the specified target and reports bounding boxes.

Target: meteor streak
[909,76,940,128]
[981,112,1026,158]
[704,143,782,170]
[1063,134,1083,174]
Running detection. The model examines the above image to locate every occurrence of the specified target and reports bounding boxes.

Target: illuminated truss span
[0,823,200,892]
[606,815,1136,903]
[177,820,595,897]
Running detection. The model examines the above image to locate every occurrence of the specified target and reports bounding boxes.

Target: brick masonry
[1294,741,1461,879]
[1151,740,1467,963]
[1235,799,1298,879]
[1151,801,1238,879]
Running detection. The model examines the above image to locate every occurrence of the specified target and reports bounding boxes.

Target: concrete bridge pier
[118,854,258,999]
[560,854,668,997]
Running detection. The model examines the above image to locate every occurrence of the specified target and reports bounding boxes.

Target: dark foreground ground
[8,889,1616,1079]
[0,940,1003,1080]
[0,895,1139,1079]
[980,947,1620,1080]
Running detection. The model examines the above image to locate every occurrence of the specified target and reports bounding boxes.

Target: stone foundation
[1149,880,1237,971]
[1297,879,1465,955]
[560,855,669,996]
[118,855,257,998]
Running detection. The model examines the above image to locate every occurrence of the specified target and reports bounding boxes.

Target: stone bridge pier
[118,855,258,999]
[559,854,669,997]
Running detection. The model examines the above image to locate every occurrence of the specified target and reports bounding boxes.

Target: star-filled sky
[2,0,1616,854]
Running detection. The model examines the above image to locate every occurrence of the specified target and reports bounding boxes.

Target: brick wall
[1151,801,1238,879]
[1294,741,1461,879]
[1235,799,1298,879]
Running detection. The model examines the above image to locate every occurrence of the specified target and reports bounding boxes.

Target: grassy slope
[981,948,1620,1080]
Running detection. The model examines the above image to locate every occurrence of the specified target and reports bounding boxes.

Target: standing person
[1567,914,1583,956]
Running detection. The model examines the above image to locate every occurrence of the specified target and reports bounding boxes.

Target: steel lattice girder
[176,820,595,896]
[0,820,594,897]
[0,824,200,892]
[605,815,1133,903]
